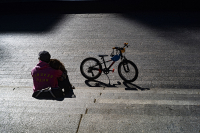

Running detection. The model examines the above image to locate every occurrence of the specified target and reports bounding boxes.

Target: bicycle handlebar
[111,43,129,57]
[112,43,129,50]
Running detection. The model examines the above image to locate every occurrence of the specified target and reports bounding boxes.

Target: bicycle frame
[99,49,126,73]
[100,57,116,71]
[80,42,138,82]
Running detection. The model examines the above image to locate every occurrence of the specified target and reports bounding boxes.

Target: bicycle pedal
[112,69,115,73]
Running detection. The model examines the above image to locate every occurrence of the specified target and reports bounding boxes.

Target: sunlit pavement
[0,13,200,132]
[0,13,200,89]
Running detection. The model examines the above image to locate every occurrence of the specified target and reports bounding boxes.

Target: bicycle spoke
[118,60,138,82]
[80,57,102,80]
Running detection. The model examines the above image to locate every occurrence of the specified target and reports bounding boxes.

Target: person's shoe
[64,89,75,98]
[71,94,76,98]
[65,93,76,98]
[72,86,75,89]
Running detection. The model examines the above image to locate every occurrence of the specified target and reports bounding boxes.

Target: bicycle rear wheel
[80,57,102,80]
[118,60,138,82]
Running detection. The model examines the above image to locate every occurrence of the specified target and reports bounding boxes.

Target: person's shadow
[85,79,150,91]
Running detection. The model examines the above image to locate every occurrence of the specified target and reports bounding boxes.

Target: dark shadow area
[123,82,150,91]
[35,97,65,101]
[122,12,200,47]
[85,79,121,87]
[32,95,65,101]
[0,1,199,32]
[0,14,64,33]
[0,1,199,14]
[85,80,150,91]
[123,12,200,29]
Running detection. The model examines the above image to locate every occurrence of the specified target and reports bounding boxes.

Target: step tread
[0,112,81,133]
[1,106,87,114]
[1,100,199,116]
[86,104,200,116]
[78,114,200,133]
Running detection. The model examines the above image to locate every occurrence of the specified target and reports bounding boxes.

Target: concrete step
[0,96,95,103]
[1,92,199,105]
[1,87,199,110]
[97,88,200,95]
[96,98,200,106]
[0,111,81,133]
[1,86,200,133]
[0,106,86,114]
[0,87,102,99]
[1,87,199,109]
[86,103,200,116]
[1,110,198,133]
[2,99,199,116]
[1,87,200,97]
[99,92,200,100]
[78,114,200,133]
[0,99,94,108]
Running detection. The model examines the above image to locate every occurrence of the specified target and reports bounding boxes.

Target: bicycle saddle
[98,55,108,57]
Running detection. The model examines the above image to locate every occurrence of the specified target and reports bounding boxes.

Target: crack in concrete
[76,114,83,133]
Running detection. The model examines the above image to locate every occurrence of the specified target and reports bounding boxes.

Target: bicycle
[80,43,138,82]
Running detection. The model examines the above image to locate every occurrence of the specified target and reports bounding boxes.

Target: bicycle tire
[118,60,138,82]
[80,57,102,80]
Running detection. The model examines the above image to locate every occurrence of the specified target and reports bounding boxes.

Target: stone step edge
[96,99,200,106]
[2,101,199,109]
[1,97,200,106]
[1,86,200,95]
[1,112,197,119]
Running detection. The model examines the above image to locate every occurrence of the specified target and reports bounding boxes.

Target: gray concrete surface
[0,13,200,89]
[1,87,200,132]
[0,12,200,132]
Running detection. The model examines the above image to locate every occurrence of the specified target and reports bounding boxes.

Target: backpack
[32,87,64,99]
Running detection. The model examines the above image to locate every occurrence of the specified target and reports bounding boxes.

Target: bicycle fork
[122,60,130,73]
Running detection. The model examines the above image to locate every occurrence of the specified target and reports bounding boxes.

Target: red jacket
[31,61,62,92]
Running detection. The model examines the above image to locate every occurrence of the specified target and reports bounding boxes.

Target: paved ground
[1,87,200,133]
[0,12,200,89]
[0,12,200,132]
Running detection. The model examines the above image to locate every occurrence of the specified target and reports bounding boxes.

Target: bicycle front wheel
[80,57,102,80]
[118,60,138,82]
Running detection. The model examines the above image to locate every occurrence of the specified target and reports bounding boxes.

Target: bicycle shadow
[85,80,150,91]
[85,80,121,87]
[123,82,150,91]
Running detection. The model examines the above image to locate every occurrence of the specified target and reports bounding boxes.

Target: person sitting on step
[49,58,75,97]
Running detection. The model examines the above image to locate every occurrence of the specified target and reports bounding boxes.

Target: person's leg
[58,74,75,97]
[58,76,71,91]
